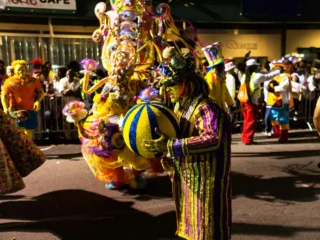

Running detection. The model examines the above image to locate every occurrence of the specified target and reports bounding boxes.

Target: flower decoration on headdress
[158,52,196,87]
[80,58,99,71]
[62,100,88,123]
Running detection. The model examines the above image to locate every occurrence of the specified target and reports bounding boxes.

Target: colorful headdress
[271,53,304,74]
[202,42,224,70]
[158,53,196,87]
[271,59,294,74]
[284,53,304,65]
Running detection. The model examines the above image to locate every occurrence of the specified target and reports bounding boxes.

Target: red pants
[241,102,258,144]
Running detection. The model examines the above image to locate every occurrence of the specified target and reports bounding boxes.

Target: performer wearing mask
[202,42,235,112]
[314,97,320,136]
[144,53,232,240]
[241,59,280,145]
[1,60,44,139]
[267,59,298,143]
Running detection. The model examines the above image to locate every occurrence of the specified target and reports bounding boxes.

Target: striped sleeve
[167,103,225,157]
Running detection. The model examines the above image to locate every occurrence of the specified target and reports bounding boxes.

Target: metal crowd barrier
[34,95,79,140]
[33,90,319,140]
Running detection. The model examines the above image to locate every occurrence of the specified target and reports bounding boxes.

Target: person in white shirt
[224,60,236,100]
[53,67,67,95]
[241,59,280,145]
[291,68,306,86]
[307,69,320,93]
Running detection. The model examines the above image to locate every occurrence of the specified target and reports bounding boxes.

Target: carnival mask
[14,64,26,80]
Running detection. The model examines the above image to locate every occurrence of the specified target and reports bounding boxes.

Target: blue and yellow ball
[122,101,179,158]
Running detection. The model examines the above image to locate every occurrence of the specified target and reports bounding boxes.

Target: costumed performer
[266,58,300,143]
[314,97,320,135]
[202,42,235,113]
[143,53,232,240]
[0,108,46,194]
[240,59,280,145]
[1,60,45,139]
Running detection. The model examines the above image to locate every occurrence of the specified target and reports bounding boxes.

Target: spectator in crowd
[80,71,97,110]
[5,66,14,79]
[314,97,320,135]
[292,67,306,85]
[63,69,81,97]
[44,67,67,136]
[67,60,81,76]
[307,69,320,93]
[1,66,14,88]
[241,59,280,145]
[53,67,68,95]
[39,64,54,94]
[30,58,43,77]
[0,60,5,87]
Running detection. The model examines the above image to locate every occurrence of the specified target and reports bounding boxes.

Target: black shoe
[243,141,258,145]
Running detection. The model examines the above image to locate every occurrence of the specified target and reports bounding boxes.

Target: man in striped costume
[144,53,232,240]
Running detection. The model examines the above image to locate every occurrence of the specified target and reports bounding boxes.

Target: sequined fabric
[0,109,46,194]
[167,95,232,240]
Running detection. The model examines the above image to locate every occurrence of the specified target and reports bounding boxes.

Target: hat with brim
[202,42,224,70]
[246,59,260,67]
[224,61,236,72]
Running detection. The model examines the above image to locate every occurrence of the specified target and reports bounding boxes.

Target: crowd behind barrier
[32,91,319,141]
[33,95,79,141]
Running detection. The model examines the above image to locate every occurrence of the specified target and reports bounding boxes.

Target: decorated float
[63,0,203,190]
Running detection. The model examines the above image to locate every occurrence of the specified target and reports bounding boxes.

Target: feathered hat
[158,52,196,87]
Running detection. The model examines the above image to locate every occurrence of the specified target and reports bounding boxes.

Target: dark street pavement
[0,130,319,240]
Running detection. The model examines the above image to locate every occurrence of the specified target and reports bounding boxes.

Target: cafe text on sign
[227,40,258,50]
[5,0,76,11]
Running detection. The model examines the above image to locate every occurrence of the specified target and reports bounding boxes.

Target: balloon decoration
[64,0,203,189]
[122,101,179,158]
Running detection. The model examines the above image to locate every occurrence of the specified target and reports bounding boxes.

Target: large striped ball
[122,101,179,158]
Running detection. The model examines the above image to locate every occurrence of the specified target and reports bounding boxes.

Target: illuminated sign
[3,0,76,13]
[227,40,258,50]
